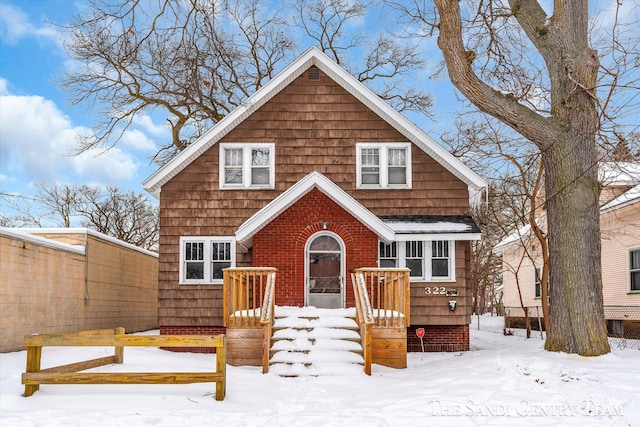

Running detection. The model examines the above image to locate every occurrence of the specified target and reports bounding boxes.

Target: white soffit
[142,46,486,198]
[235,171,395,246]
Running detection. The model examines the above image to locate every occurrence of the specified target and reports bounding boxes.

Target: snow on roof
[7,227,158,258]
[493,223,532,252]
[0,227,85,255]
[379,215,481,241]
[601,183,640,211]
[387,221,472,233]
[599,162,640,186]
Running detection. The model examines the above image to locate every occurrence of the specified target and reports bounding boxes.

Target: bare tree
[388,0,640,355]
[32,183,81,227]
[1,184,158,250]
[62,0,431,163]
[443,115,550,331]
[76,186,159,249]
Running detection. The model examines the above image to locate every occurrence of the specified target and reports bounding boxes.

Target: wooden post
[403,270,410,327]
[114,327,125,364]
[222,270,229,327]
[363,324,372,376]
[215,335,226,401]
[24,340,42,397]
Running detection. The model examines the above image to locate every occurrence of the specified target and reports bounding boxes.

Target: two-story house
[494,162,640,334]
[143,47,486,368]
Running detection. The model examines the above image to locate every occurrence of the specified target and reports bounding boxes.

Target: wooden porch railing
[222,267,276,373]
[259,271,276,373]
[351,272,374,375]
[352,268,411,328]
[223,267,277,328]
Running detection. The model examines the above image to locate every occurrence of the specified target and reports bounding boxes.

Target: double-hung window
[631,249,640,291]
[220,143,275,189]
[356,143,411,188]
[378,240,454,281]
[405,241,424,278]
[180,237,235,284]
[534,267,542,298]
[430,241,451,280]
[379,242,398,268]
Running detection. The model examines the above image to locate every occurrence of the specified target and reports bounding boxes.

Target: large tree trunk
[434,0,610,355]
[543,132,609,354]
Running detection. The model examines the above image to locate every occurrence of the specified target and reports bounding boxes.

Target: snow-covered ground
[2,321,639,426]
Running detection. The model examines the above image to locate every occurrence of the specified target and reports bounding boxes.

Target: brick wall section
[160,326,226,353]
[252,188,379,306]
[407,325,470,352]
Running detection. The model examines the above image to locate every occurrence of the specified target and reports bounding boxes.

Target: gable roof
[601,183,640,211]
[235,171,395,246]
[142,46,486,198]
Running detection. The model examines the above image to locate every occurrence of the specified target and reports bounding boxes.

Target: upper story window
[356,143,411,189]
[220,143,275,189]
[378,240,455,282]
[180,236,235,284]
[631,249,640,291]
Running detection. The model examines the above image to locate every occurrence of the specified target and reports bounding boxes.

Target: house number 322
[425,286,446,295]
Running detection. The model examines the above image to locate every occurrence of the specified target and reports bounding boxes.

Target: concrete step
[269,307,364,377]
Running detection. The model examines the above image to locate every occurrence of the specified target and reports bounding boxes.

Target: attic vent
[308,68,320,81]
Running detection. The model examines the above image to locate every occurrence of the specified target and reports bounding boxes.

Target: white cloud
[133,113,169,137]
[120,129,158,152]
[72,148,137,182]
[0,88,140,187]
[0,3,62,48]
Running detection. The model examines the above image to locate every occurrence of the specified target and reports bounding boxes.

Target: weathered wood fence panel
[22,328,226,401]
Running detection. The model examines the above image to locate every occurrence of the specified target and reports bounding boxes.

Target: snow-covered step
[269,307,365,377]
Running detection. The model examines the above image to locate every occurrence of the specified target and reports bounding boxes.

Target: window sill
[357,185,411,190]
[220,186,275,190]
[179,281,222,286]
[627,290,640,295]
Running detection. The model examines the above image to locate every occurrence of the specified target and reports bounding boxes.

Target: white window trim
[631,247,640,292]
[219,143,275,189]
[356,142,412,189]
[179,236,236,285]
[534,266,542,298]
[378,240,455,282]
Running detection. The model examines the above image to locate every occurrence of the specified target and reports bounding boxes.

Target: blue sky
[0,1,167,206]
[0,0,460,209]
[0,0,636,218]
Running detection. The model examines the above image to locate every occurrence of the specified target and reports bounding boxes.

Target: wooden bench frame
[22,328,226,401]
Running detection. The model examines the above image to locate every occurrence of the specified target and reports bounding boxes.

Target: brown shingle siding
[158,68,473,328]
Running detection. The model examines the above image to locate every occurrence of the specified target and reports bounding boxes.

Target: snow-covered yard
[1,326,638,426]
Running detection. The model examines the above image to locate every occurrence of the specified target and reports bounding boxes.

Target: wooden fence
[22,328,226,401]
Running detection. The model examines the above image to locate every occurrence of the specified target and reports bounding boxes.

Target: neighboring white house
[494,163,640,331]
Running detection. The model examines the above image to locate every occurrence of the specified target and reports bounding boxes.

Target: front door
[306,233,344,308]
